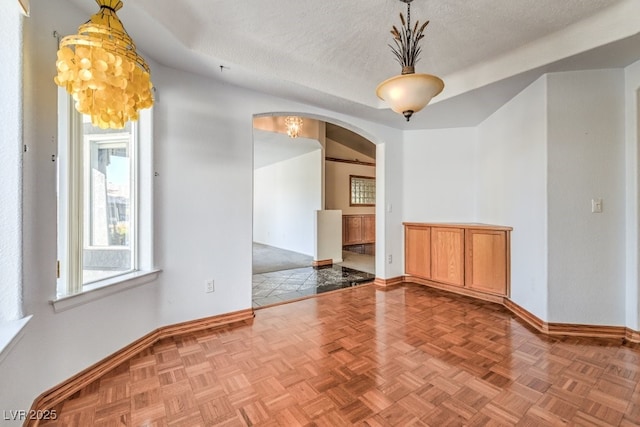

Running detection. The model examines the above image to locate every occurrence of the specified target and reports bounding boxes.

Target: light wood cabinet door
[405,226,431,278]
[343,216,363,245]
[430,227,464,287]
[465,229,509,295]
[362,215,375,243]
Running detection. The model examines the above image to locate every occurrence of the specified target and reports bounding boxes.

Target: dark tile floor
[252,265,375,307]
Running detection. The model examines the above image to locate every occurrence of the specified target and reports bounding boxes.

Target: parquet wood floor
[40,283,640,426]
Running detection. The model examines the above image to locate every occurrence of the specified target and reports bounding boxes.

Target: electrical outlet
[205,279,215,293]
[388,254,393,264]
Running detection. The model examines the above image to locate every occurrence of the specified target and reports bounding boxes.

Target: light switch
[591,198,603,213]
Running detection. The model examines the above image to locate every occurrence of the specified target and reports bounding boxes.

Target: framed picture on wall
[350,175,375,206]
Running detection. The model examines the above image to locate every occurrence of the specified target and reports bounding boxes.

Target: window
[350,175,376,206]
[82,121,136,284]
[57,91,155,299]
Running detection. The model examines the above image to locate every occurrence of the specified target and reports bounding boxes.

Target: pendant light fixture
[54,0,154,129]
[285,116,303,138]
[376,0,444,121]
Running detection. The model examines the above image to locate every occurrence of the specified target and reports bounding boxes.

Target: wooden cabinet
[362,215,375,243]
[343,214,375,245]
[430,227,464,287]
[343,216,363,245]
[465,228,509,295]
[404,223,511,298]
[405,225,431,278]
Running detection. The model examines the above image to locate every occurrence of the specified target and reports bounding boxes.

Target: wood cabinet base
[405,275,505,304]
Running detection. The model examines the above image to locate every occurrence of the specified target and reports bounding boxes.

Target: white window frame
[54,89,159,311]
[82,131,137,285]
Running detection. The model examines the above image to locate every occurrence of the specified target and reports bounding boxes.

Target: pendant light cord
[407,1,411,41]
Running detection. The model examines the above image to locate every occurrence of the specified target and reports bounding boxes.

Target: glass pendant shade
[376,73,444,121]
[54,0,153,129]
[376,0,443,121]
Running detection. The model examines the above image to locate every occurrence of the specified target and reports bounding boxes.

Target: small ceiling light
[54,0,154,129]
[376,0,444,121]
[285,116,303,138]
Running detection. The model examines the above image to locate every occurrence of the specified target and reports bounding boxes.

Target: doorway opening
[252,115,376,307]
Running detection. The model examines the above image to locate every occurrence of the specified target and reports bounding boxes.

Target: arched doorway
[251,114,378,307]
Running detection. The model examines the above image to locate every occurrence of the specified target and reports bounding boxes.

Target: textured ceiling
[65,0,640,129]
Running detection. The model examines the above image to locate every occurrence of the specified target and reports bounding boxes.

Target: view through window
[82,117,136,284]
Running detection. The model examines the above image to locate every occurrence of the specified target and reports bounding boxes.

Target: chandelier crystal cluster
[285,116,303,138]
[376,0,444,121]
[54,0,153,129]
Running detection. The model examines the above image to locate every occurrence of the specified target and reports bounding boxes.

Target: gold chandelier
[285,116,303,138]
[376,0,444,121]
[54,0,153,129]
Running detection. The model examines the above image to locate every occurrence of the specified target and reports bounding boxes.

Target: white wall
[547,70,626,325]
[625,59,640,331]
[382,137,405,279]
[477,76,548,319]
[325,160,375,215]
[253,150,323,255]
[152,65,255,325]
[0,1,23,322]
[315,210,343,263]
[403,128,477,222]
[375,144,388,276]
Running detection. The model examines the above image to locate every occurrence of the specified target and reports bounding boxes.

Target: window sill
[0,315,32,364]
[51,269,161,313]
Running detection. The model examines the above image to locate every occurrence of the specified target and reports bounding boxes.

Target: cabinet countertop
[403,222,513,231]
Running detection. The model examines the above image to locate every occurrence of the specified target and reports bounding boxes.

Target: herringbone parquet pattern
[40,283,640,426]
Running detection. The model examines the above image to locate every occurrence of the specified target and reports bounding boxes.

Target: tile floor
[252,265,375,307]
